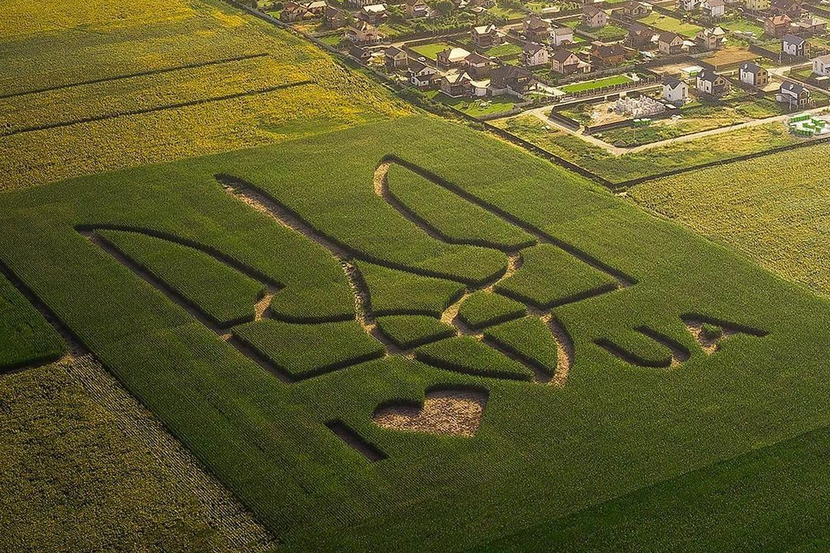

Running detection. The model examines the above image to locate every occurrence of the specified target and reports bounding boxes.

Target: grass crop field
[0,113,827,551]
[0,0,409,190]
[490,114,801,182]
[630,142,830,298]
[1,0,828,551]
[0,356,274,553]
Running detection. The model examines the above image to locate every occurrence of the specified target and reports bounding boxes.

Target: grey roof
[663,76,684,89]
[740,61,764,74]
[584,5,605,16]
[783,34,806,46]
[552,26,573,36]
[659,31,681,43]
[552,49,577,63]
[780,80,807,94]
[697,68,720,82]
[524,42,546,55]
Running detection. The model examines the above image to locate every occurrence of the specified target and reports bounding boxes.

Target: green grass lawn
[410,42,454,60]
[485,42,523,59]
[641,12,702,37]
[722,17,764,38]
[560,74,634,93]
[585,24,628,41]
[425,90,517,117]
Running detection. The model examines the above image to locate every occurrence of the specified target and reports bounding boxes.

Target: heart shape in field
[372,388,488,437]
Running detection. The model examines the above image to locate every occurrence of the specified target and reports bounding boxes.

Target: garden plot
[788,114,830,136]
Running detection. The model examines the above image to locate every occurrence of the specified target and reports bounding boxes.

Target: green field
[1,114,827,551]
[630,142,830,298]
[560,74,634,93]
[2,0,829,551]
[641,12,702,38]
[410,42,455,60]
[425,90,518,117]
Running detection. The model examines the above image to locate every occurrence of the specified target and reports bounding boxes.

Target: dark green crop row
[232,319,385,379]
[376,315,456,349]
[95,229,264,327]
[414,336,534,381]
[457,291,526,330]
[385,163,535,252]
[0,272,65,371]
[483,317,558,376]
[356,261,464,318]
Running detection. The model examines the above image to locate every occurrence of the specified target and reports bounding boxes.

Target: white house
[662,76,689,104]
[782,34,808,57]
[696,68,729,95]
[812,54,830,76]
[678,0,699,11]
[739,61,769,87]
[551,26,574,46]
[522,42,549,67]
[702,0,725,18]
[777,81,811,108]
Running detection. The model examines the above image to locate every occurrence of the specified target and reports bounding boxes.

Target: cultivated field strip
[66,355,277,552]
[0,52,270,100]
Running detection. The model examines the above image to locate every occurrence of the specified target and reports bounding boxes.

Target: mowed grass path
[630,142,830,297]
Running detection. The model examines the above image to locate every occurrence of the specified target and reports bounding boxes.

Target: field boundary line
[616,133,830,188]
[2,80,313,137]
[0,53,271,100]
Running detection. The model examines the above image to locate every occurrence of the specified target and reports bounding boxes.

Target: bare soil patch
[372,388,488,437]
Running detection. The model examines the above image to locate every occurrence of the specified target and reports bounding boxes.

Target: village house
[324,6,347,29]
[658,31,684,55]
[662,76,689,104]
[745,0,769,10]
[695,27,726,51]
[440,71,473,97]
[551,49,589,74]
[813,54,830,76]
[696,68,729,95]
[701,0,725,19]
[551,26,574,46]
[490,65,536,95]
[522,43,549,67]
[407,59,440,88]
[764,15,791,38]
[622,1,652,18]
[359,4,388,24]
[523,15,551,42]
[385,46,408,69]
[777,80,811,107]
[471,24,500,48]
[739,61,769,87]
[436,47,472,69]
[305,0,328,15]
[678,0,699,12]
[347,0,376,7]
[346,21,383,43]
[770,0,803,19]
[583,6,608,28]
[591,42,629,65]
[782,33,808,57]
[280,2,310,22]
[405,0,430,18]
[791,17,827,36]
[627,22,654,49]
[348,44,373,63]
[464,52,494,78]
